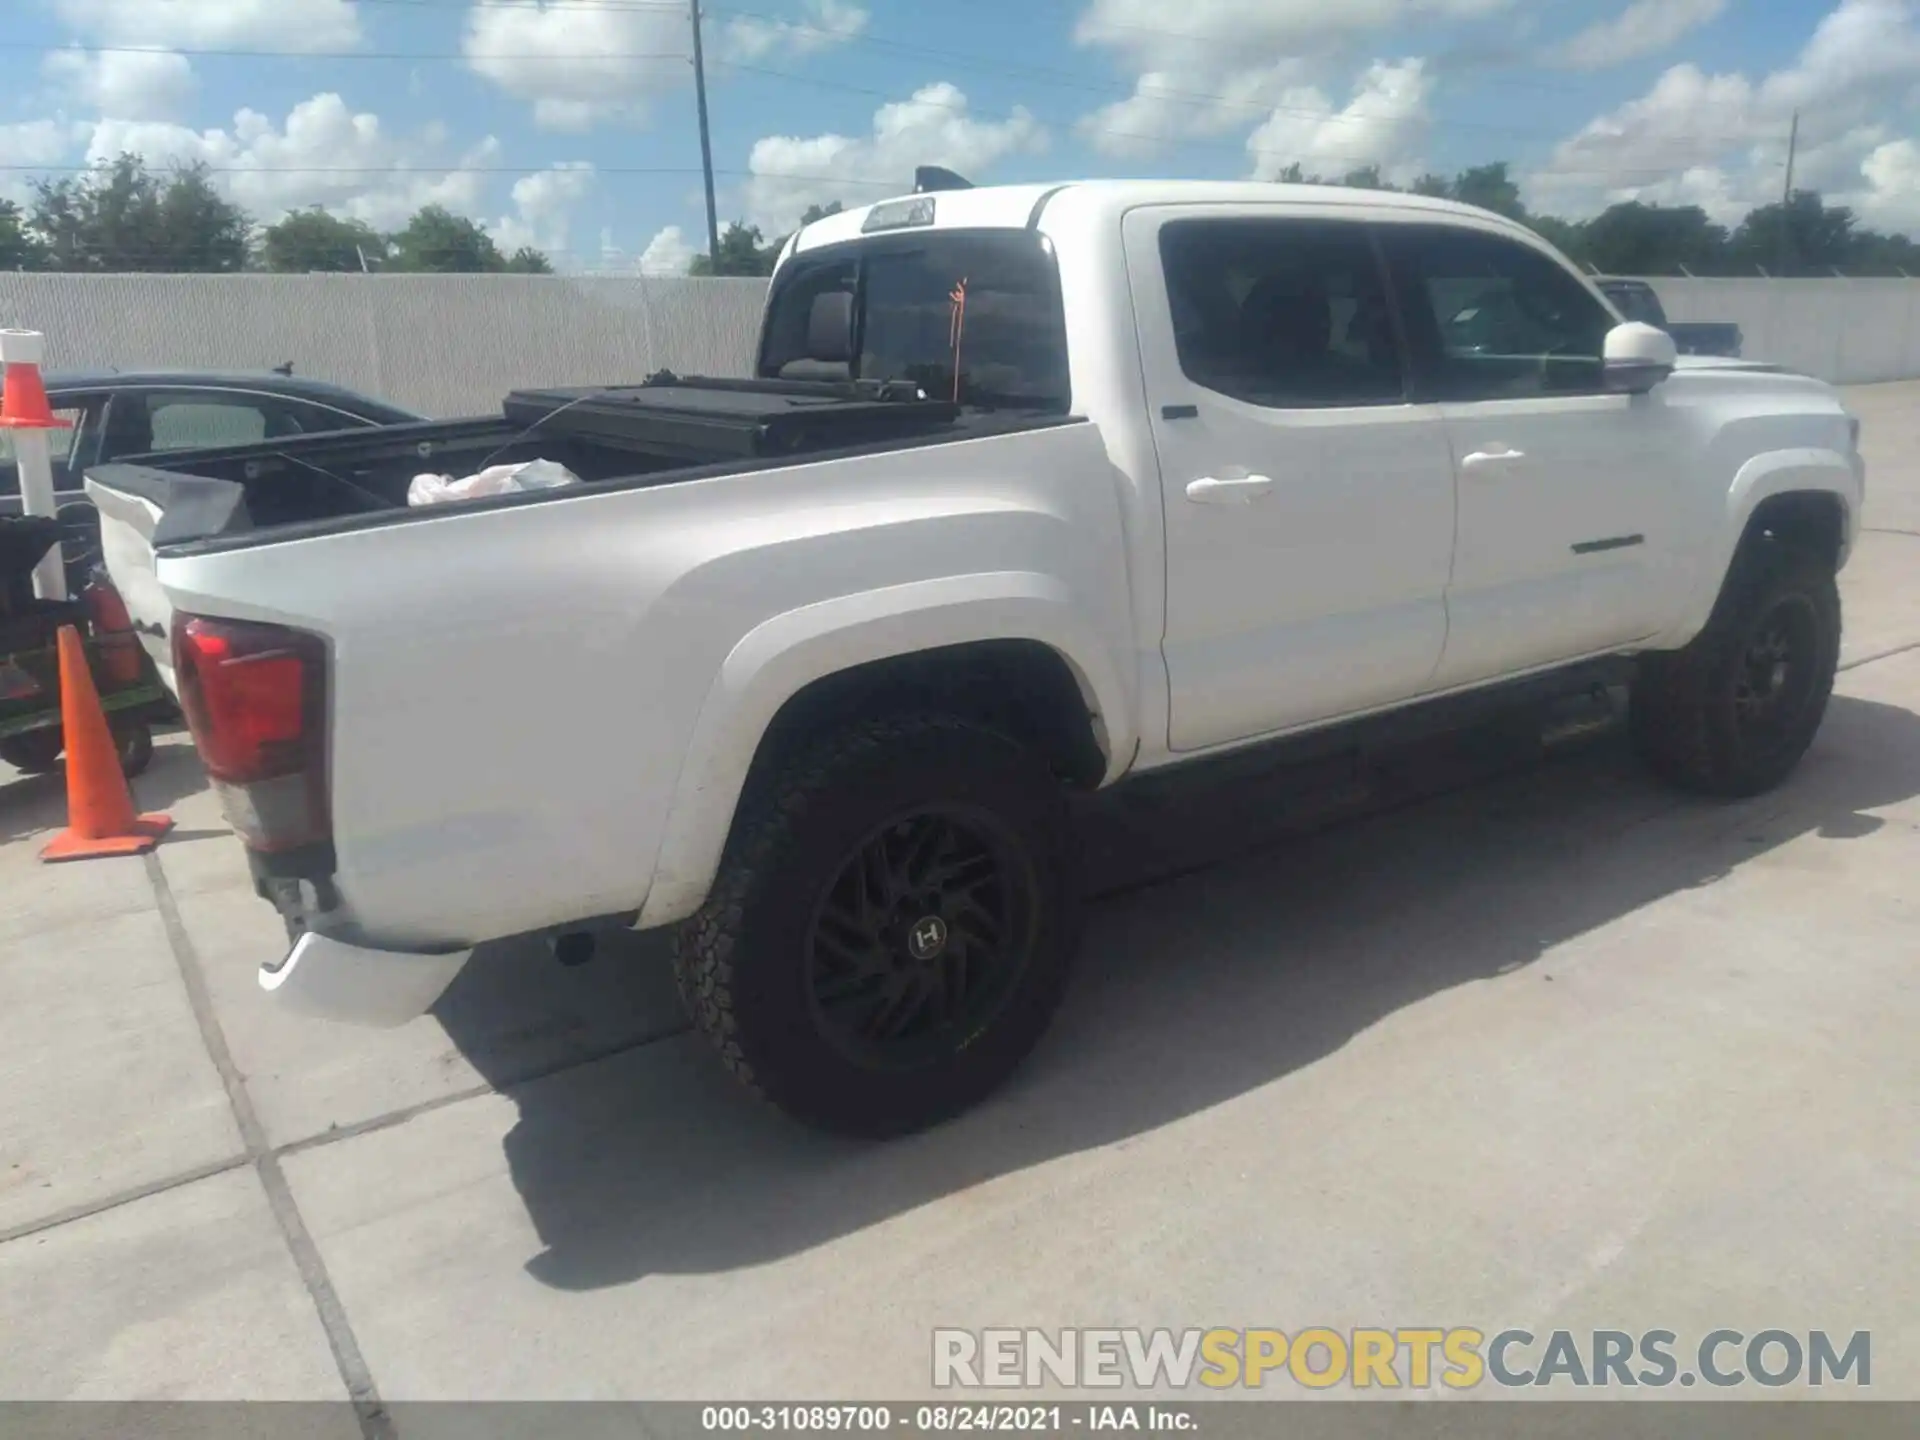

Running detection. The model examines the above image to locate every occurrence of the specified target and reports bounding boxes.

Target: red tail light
[173,614,331,854]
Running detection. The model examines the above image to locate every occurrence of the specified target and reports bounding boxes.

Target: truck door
[1375,221,1680,689]
[1124,207,1457,752]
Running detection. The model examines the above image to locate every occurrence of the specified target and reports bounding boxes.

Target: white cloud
[53,0,361,51]
[1552,0,1728,71]
[741,82,1047,233]
[84,95,497,232]
[1529,0,1920,223]
[1076,0,1515,59]
[465,0,867,131]
[639,224,699,275]
[463,0,689,131]
[1246,58,1433,181]
[1079,61,1309,158]
[1072,0,1512,158]
[724,0,869,62]
[1236,56,1436,181]
[0,120,85,202]
[0,121,85,171]
[490,161,596,255]
[43,47,197,120]
[1860,137,1920,229]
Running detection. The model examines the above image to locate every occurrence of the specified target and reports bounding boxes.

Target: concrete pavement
[2,382,1916,1407]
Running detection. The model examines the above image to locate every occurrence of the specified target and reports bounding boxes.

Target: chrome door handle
[1461,447,1527,470]
[1186,475,1275,504]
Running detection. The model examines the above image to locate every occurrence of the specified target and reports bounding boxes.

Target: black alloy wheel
[805,805,1037,1071]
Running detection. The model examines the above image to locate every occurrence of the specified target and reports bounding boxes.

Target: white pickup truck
[89,179,1865,1137]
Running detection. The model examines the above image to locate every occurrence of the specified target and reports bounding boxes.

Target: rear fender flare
[635,571,1134,929]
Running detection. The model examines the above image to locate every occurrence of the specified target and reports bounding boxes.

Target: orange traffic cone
[0,344,71,431]
[40,626,173,863]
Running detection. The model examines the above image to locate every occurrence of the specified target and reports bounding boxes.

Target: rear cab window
[759,229,1071,413]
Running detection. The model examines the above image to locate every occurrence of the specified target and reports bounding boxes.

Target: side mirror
[1603,321,1676,394]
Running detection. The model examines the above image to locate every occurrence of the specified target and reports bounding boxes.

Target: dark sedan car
[0,369,424,520]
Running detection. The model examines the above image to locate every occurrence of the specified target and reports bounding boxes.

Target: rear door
[1126,207,1458,751]
[1377,220,1680,689]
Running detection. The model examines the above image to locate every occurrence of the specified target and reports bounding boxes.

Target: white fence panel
[2,271,1917,412]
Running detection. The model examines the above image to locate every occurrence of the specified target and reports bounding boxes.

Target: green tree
[1848,228,1920,276]
[30,156,250,272]
[1526,214,1592,268]
[503,245,555,274]
[1449,162,1527,221]
[1337,165,1397,192]
[0,199,48,270]
[155,162,251,271]
[386,204,529,273]
[1579,201,1727,276]
[690,220,780,276]
[262,208,388,272]
[1728,190,1858,276]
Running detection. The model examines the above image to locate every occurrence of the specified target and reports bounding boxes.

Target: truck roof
[785,179,1536,259]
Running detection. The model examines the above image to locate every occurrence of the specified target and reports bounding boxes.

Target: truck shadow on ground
[432,692,1920,1292]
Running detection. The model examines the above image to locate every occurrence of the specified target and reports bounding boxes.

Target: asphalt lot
[3,380,1917,1406]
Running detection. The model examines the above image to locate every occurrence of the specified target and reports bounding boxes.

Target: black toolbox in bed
[501,373,960,462]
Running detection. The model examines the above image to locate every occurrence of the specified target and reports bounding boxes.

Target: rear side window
[760,230,1070,412]
[1158,217,1405,408]
[1380,224,1614,400]
[149,399,269,450]
[101,391,369,460]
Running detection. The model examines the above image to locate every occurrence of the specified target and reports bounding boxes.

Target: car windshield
[758,229,1071,412]
[1604,284,1665,326]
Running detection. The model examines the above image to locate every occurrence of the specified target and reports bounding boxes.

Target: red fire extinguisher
[84,579,144,686]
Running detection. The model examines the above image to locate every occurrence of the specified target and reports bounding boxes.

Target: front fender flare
[1660,446,1860,648]
[635,571,1135,929]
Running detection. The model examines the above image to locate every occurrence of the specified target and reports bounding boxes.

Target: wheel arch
[1661,449,1859,649]
[635,574,1133,930]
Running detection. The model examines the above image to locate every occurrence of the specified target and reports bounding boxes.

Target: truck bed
[86,375,1070,556]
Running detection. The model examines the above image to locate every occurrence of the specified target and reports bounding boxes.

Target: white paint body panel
[1120,202,1457,750]
[261,931,472,1027]
[97,180,1863,1019]
[151,422,1137,950]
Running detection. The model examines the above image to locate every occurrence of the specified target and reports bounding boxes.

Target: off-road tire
[1630,540,1840,798]
[673,714,1080,1138]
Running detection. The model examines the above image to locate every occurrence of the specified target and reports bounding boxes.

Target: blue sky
[6,1,1918,272]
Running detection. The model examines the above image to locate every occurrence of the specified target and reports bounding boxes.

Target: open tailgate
[85,465,251,699]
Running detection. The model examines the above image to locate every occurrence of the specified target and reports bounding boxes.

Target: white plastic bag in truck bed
[407,458,581,507]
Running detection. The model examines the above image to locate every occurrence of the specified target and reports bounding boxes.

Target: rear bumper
[259,930,471,1027]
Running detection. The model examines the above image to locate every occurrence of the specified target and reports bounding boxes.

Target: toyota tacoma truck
[86,179,1865,1137]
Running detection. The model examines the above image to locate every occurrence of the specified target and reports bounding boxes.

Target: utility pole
[1778,109,1799,277]
[689,0,721,268]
